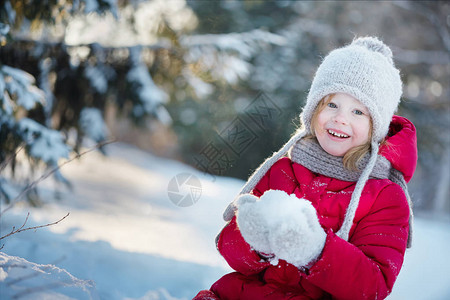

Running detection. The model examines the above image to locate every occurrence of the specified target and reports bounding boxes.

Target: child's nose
[333,110,348,125]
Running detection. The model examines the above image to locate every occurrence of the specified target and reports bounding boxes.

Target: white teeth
[328,130,349,138]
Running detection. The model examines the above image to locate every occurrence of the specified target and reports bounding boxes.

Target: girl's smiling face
[314,93,371,157]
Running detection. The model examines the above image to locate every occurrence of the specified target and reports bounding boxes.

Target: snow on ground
[0,142,449,299]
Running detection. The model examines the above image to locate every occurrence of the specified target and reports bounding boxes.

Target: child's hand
[267,198,326,268]
[237,190,326,268]
[223,194,258,222]
[236,193,273,255]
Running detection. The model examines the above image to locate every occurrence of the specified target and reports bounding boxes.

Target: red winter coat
[194,116,417,300]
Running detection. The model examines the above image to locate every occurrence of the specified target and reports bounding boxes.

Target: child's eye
[353,109,363,115]
[327,102,337,108]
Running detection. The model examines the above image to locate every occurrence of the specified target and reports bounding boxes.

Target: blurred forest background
[0,0,449,219]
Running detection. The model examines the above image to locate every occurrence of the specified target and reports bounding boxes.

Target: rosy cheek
[360,128,370,142]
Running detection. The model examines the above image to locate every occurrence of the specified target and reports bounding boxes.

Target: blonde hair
[307,94,378,171]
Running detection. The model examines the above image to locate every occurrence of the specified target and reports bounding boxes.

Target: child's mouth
[327,129,350,139]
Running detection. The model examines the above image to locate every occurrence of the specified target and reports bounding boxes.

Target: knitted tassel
[336,141,379,241]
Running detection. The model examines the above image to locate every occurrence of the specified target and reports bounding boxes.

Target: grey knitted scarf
[291,138,396,183]
[290,138,413,248]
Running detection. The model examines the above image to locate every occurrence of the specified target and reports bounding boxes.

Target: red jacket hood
[379,115,417,183]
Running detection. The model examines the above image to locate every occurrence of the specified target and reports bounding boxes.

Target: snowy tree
[0,0,118,205]
[0,0,290,205]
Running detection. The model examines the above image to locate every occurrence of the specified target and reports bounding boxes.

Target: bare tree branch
[0,212,70,241]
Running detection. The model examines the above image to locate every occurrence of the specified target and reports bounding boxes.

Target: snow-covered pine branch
[0,64,73,203]
[17,118,71,165]
[1,65,45,111]
[181,29,287,59]
[182,29,287,85]
[126,45,171,124]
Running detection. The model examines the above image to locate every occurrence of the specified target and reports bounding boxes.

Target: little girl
[194,36,417,300]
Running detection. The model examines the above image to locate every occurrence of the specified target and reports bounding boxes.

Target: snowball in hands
[267,194,327,268]
[237,190,326,268]
[236,193,273,255]
[223,193,256,221]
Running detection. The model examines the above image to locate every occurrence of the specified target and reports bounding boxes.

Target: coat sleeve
[305,183,410,300]
[216,216,270,276]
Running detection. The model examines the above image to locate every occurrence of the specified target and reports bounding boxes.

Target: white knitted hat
[302,36,402,143]
[226,37,409,245]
